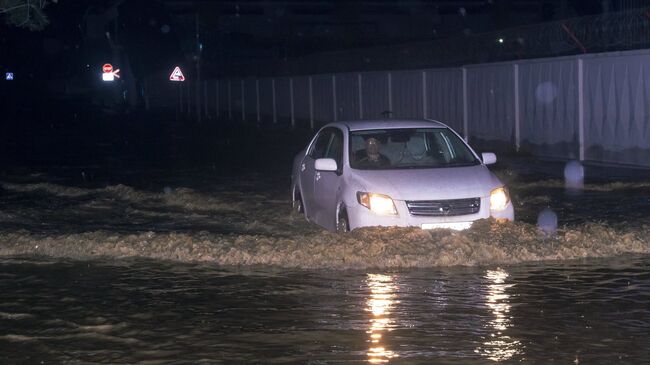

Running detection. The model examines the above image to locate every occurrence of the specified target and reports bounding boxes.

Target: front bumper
[346,197,514,230]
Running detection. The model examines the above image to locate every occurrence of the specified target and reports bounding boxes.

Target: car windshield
[349,128,480,170]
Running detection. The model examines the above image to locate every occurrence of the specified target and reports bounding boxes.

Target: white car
[291,119,514,232]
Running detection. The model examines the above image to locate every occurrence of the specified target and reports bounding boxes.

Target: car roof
[337,119,449,131]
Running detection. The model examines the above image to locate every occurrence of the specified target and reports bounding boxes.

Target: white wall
[583,51,650,165]
[311,74,334,125]
[424,69,463,134]
[519,58,579,159]
[360,72,390,120]
[391,70,423,120]
[466,63,515,144]
[150,49,650,167]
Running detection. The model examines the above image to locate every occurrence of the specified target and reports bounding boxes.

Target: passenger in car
[355,137,391,167]
[401,135,436,165]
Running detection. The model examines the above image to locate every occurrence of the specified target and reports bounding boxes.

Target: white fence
[153,49,650,167]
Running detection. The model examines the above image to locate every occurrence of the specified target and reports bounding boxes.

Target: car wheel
[292,194,304,215]
[337,209,349,233]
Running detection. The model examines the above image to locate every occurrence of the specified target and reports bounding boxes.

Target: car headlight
[490,187,510,211]
[357,192,397,215]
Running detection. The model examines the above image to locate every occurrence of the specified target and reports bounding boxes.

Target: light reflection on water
[478,268,523,362]
[1,255,649,363]
[366,274,398,363]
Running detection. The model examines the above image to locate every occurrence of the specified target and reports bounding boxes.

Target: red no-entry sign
[101,63,120,81]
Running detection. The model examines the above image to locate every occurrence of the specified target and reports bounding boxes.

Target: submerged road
[0,122,649,362]
[1,255,649,364]
[0,157,649,268]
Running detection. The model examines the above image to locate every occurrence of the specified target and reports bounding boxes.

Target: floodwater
[0,158,649,363]
[1,255,649,364]
[0,159,649,268]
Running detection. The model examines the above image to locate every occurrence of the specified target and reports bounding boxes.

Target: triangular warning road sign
[169,66,185,81]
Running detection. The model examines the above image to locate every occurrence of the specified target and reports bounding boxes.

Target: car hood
[350,165,502,201]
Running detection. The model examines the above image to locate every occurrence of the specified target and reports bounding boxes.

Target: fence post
[578,58,585,161]
[462,67,468,141]
[241,79,245,122]
[309,76,314,129]
[144,79,150,111]
[187,81,191,117]
[228,80,232,120]
[272,78,277,124]
[514,64,521,152]
[290,78,295,128]
[422,70,427,118]
[387,72,393,115]
[196,76,201,123]
[256,79,260,124]
[179,81,184,114]
[204,80,208,118]
[358,73,363,119]
[332,74,337,121]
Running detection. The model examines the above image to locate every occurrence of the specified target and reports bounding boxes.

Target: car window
[309,129,333,159]
[324,129,343,166]
[349,128,479,170]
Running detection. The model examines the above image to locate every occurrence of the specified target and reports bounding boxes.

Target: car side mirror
[481,152,497,165]
[315,158,338,172]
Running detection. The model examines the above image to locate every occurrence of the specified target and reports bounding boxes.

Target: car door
[300,129,332,219]
[313,128,344,231]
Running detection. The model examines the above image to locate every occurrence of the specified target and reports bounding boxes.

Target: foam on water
[0,334,37,342]
[1,169,649,269]
[0,312,34,320]
[0,219,648,269]
[0,182,245,213]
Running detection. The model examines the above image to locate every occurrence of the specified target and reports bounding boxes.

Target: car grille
[406,198,481,217]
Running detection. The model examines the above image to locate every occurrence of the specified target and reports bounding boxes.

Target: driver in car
[356,137,390,167]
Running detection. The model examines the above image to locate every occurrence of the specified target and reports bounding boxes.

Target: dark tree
[0,0,54,30]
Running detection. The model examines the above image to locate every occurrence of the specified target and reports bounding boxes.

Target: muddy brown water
[1,255,649,364]
[0,159,649,362]
[0,160,649,268]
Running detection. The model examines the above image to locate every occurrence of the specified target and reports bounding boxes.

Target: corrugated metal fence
[151,49,650,167]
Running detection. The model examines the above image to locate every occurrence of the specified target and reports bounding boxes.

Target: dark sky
[2,0,639,74]
[1,0,647,99]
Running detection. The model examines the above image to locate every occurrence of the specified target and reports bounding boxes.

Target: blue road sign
[5,72,14,80]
